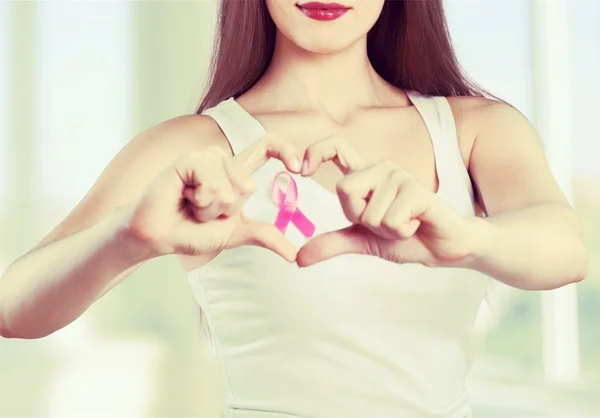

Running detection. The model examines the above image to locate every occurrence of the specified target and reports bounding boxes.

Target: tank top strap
[201,98,266,155]
[406,91,473,200]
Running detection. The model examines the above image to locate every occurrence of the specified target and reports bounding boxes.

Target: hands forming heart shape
[156,133,479,268]
[223,133,477,269]
[290,136,480,268]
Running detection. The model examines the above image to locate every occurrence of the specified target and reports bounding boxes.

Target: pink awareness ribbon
[270,171,316,239]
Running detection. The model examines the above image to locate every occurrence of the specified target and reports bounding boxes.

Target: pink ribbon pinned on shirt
[270,171,316,239]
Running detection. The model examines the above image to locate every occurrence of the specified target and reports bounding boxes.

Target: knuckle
[390,168,410,183]
[361,213,379,229]
[336,178,353,195]
[262,134,283,151]
[303,145,317,160]
[382,217,402,233]
[382,213,409,234]
[261,133,277,146]
[404,179,424,198]
[397,224,415,238]
[307,138,328,154]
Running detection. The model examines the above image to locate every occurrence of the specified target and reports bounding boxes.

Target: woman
[0,0,587,417]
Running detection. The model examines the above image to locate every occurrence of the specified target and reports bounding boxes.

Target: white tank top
[187,91,490,418]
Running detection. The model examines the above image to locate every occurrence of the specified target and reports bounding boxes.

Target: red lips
[296,2,351,21]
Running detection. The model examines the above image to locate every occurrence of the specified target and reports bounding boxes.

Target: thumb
[230,220,298,263]
[296,225,373,267]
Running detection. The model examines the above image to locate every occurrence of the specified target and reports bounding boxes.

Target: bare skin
[0,116,300,339]
[0,2,586,339]
[236,88,586,289]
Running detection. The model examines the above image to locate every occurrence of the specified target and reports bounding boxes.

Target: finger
[222,157,257,216]
[360,169,414,238]
[184,175,236,222]
[359,180,401,239]
[335,163,394,223]
[302,135,368,176]
[183,185,216,209]
[296,225,374,267]
[229,220,298,262]
[381,181,426,239]
[336,176,369,224]
[233,133,301,175]
[176,150,223,188]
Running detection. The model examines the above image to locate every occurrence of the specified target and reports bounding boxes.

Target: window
[34,1,133,208]
[569,0,600,390]
[447,0,600,415]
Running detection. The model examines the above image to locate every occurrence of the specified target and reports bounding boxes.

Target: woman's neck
[250,30,405,119]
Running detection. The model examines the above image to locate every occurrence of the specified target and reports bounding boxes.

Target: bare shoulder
[445,95,525,168]
[36,114,228,248]
[133,114,228,156]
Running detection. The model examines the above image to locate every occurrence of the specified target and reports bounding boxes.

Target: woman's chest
[255,108,442,194]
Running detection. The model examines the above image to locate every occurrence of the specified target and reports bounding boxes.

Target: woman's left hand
[296,136,482,268]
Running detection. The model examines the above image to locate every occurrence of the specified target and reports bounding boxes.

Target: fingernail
[293,156,301,172]
[301,159,309,175]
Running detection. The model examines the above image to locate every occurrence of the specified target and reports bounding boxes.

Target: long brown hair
[197,0,484,113]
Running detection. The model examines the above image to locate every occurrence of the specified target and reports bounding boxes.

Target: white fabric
[188,92,489,418]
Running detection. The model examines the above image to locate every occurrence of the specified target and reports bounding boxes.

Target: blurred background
[0,0,599,416]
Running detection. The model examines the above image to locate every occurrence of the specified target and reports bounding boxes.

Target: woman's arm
[454,99,587,290]
[0,208,153,339]
[0,116,227,339]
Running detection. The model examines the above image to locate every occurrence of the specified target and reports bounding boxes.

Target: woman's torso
[186,91,490,418]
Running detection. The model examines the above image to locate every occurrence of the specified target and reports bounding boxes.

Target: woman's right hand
[126,134,301,262]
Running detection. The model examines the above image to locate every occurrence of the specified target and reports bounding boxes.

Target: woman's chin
[293,36,360,55]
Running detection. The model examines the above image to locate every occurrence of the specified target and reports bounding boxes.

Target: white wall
[34,0,133,208]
